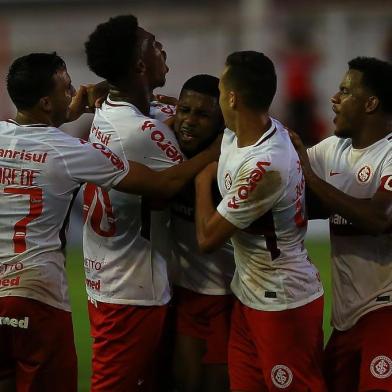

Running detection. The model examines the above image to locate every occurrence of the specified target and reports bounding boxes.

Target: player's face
[174,89,222,157]
[218,69,235,131]
[331,69,370,138]
[138,28,169,89]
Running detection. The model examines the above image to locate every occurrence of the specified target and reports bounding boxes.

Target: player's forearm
[306,171,390,234]
[158,147,218,199]
[194,178,218,253]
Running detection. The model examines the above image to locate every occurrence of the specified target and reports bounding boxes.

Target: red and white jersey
[170,184,235,295]
[308,133,392,330]
[83,98,184,305]
[149,100,176,123]
[217,119,323,311]
[0,120,128,311]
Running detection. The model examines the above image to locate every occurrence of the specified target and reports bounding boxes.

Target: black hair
[223,51,277,110]
[85,15,139,85]
[180,74,220,99]
[7,52,65,110]
[348,56,392,114]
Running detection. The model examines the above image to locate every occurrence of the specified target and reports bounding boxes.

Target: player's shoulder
[149,100,176,122]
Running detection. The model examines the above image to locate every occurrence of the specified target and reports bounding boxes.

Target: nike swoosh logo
[329,170,341,176]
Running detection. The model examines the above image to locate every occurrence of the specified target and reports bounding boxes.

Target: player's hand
[195,161,218,185]
[154,94,178,106]
[87,81,109,109]
[68,85,95,122]
[288,130,313,178]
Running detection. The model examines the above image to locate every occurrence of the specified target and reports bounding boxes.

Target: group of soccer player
[0,13,391,392]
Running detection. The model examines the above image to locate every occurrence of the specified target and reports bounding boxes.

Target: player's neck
[14,110,51,127]
[108,80,151,116]
[235,112,271,147]
[352,117,392,148]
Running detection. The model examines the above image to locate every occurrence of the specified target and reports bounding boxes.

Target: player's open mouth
[180,129,195,142]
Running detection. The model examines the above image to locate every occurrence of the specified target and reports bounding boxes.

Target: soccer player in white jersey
[82,15,221,391]
[194,51,326,391]
[169,74,235,392]
[290,57,392,391]
[0,52,218,392]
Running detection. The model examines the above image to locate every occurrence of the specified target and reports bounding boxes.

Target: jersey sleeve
[48,137,129,191]
[217,155,284,229]
[116,117,185,171]
[379,154,392,193]
[307,136,336,179]
[149,101,176,122]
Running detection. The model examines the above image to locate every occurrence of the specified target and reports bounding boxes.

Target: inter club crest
[271,364,293,389]
[370,355,392,379]
[356,164,372,184]
[224,172,232,190]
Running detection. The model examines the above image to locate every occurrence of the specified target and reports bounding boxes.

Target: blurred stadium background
[1,0,391,390]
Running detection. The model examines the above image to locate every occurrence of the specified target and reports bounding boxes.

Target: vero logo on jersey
[141,121,184,163]
[79,140,125,171]
[228,161,270,209]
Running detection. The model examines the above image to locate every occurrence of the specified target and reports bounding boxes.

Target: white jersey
[308,133,392,330]
[170,183,235,295]
[83,98,185,305]
[149,101,176,123]
[217,119,323,311]
[0,120,128,311]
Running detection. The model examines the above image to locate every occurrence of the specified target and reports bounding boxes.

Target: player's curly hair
[349,57,392,114]
[7,52,65,110]
[85,15,139,86]
[223,51,277,111]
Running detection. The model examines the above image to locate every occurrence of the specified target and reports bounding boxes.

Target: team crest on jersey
[271,365,293,389]
[224,172,232,190]
[356,165,372,184]
[370,355,392,379]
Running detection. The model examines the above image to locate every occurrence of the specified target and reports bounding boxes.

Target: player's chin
[334,128,350,139]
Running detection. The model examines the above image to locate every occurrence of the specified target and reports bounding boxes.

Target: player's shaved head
[223,51,277,111]
[7,52,65,110]
[85,15,139,86]
[180,74,220,100]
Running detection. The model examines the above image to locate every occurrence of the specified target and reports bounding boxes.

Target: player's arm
[290,130,392,234]
[194,162,237,253]
[114,138,221,199]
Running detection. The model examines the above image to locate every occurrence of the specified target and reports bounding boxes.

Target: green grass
[66,239,332,392]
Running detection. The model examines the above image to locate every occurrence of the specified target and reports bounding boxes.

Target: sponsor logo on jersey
[227,161,270,209]
[271,364,293,388]
[90,125,111,146]
[0,148,47,164]
[84,258,102,271]
[370,355,392,379]
[380,175,392,192]
[79,140,125,171]
[0,262,24,275]
[0,166,39,186]
[0,316,29,329]
[86,278,101,291]
[356,165,372,184]
[0,276,20,287]
[141,120,184,163]
[224,172,232,190]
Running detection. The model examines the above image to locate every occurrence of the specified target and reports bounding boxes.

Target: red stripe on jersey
[379,175,392,192]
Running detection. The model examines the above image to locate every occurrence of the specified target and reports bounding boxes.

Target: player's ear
[229,91,237,108]
[39,96,53,113]
[365,95,380,113]
[135,59,146,75]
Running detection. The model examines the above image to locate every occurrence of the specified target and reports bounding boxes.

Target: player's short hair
[348,56,392,114]
[85,15,139,85]
[180,74,220,100]
[7,52,65,110]
[223,51,277,111]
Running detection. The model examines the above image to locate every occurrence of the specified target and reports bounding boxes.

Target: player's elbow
[197,237,217,254]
